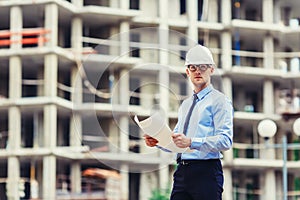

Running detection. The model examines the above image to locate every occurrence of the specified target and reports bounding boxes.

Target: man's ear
[186,68,190,76]
[210,67,215,74]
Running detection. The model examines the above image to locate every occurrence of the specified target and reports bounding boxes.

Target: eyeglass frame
[186,64,213,72]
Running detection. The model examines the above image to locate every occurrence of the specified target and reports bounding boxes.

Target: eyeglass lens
[188,65,209,72]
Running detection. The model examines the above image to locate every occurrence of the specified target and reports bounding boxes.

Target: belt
[177,158,219,165]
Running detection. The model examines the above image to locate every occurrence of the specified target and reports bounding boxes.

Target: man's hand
[143,134,158,147]
[172,133,191,148]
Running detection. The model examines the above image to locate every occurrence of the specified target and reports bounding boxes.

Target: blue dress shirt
[173,84,233,160]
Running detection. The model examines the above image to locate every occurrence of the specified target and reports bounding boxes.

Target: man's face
[186,64,214,90]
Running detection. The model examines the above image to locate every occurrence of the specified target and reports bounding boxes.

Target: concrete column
[223,169,233,200]
[120,22,130,56]
[42,156,56,199]
[10,6,22,50]
[7,6,22,199]
[187,0,198,44]
[158,0,169,61]
[158,0,170,191]
[119,69,129,152]
[8,57,22,149]
[7,157,20,200]
[120,0,129,55]
[273,0,281,24]
[207,0,218,22]
[222,77,233,200]
[221,32,232,71]
[261,79,276,200]
[119,69,129,200]
[71,17,83,55]
[222,77,233,101]
[158,0,169,112]
[263,35,274,69]
[263,80,274,114]
[42,56,57,198]
[7,106,21,150]
[70,66,82,193]
[42,4,59,199]
[261,169,276,200]
[71,0,83,7]
[263,0,273,23]
[44,54,58,98]
[120,0,129,9]
[110,0,119,7]
[120,164,129,200]
[45,3,58,48]
[43,55,58,147]
[70,13,83,195]
[221,0,231,25]
[220,0,231,70]
[119,117,129,153]
[70,162,81,193]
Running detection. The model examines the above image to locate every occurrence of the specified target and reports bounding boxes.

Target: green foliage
[149,188,171,200]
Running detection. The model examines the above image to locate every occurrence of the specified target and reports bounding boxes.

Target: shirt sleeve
[190,96,233,152]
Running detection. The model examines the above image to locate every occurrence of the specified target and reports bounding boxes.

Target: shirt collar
[194,84,213,100]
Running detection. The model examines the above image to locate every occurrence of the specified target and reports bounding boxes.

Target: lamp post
[257,118,300,200]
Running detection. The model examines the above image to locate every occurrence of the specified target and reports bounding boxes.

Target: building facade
[0,0,300,199]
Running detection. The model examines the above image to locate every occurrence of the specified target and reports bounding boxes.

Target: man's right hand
[143,134,158,147]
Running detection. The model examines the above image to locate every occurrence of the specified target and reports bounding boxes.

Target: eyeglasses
[187,64,211,72]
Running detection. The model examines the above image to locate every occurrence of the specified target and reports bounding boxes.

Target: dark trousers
[170,159,224,200]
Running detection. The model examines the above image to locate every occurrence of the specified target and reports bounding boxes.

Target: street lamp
[257,118,300,200]
[257,119,277,138]
[293,118,300,136]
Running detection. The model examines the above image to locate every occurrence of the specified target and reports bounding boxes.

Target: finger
[144,134,151,139]
[172,134,180,139]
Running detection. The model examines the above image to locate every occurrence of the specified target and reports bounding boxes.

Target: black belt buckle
[181,160,188,165]
[179,160,189,165]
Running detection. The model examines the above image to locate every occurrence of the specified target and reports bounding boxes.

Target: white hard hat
[185,45,215,65]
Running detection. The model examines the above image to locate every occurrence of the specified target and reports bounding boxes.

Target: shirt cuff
[190,137,205,149]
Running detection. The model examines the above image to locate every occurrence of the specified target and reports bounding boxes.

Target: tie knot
[193,94,198,101]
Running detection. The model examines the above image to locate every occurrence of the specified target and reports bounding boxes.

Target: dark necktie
[177,93,198,160]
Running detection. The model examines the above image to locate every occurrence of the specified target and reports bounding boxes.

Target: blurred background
[0,0,300,199]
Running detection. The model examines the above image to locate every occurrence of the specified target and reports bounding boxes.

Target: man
[144,44,233,200]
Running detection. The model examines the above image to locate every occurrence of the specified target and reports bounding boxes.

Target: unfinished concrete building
[0,0,300,200]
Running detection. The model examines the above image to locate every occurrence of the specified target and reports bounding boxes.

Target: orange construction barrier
[0,28,50,47]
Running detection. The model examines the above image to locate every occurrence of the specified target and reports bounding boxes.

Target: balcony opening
[130,78,140,105]
[197,0,204,20]
[130,32,140,58]
[180,37,186,60]
[130,0,140,10]
[129,172,140,200]
[57,115,70,147]
[84,0,109,6]
[0,111,8,149]
[0,61,8,99]
[21,113,34,148]
[0,161,7,199]
[58,23,71,48]
[82,116,110,152]
[180,0,186,15]
[22,68,38,98]
[129,123,140,153]
[58,68,71,101]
